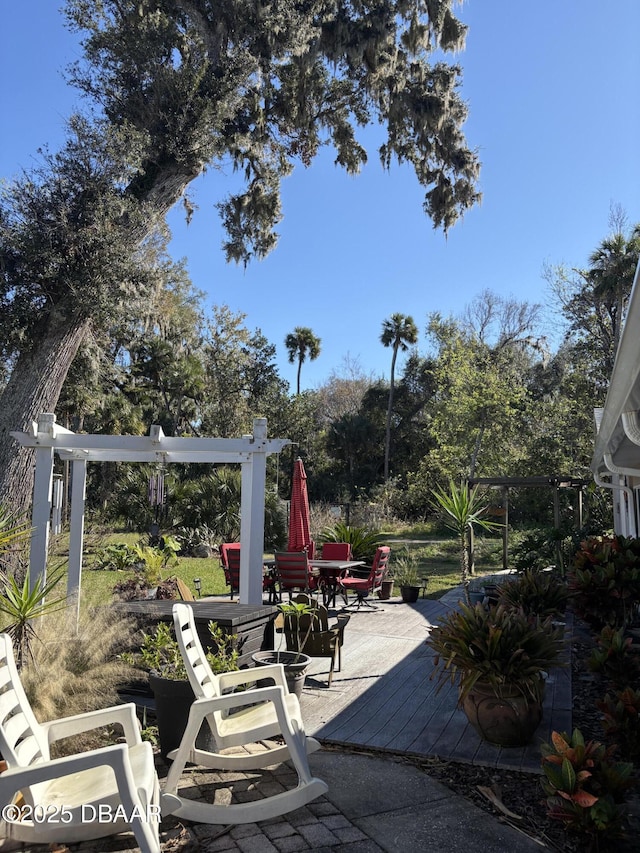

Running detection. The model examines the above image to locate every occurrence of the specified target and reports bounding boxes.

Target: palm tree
[586,223,640,371]
[380,313,418,480]
[285,327,321,395]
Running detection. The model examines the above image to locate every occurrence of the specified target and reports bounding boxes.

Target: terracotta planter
[378,579,395,600]
[461,680,544,747]
[252,650,311,700]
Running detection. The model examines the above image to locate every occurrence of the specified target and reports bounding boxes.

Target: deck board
[299,595,572,774]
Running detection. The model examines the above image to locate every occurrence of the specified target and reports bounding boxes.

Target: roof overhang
[591,256,640,476]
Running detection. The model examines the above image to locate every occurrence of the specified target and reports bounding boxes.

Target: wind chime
[148,462,166,540]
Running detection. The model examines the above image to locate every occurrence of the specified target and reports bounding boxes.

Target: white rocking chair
[0,633,160,853]
[161,602,327,824]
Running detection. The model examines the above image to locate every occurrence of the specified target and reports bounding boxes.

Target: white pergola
[11,414,289,613]
[591,255,640,536]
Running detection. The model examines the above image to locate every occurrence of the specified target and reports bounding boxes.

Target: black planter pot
[149,672,214,759]
[400,585,420,603]
[252,650,311,700]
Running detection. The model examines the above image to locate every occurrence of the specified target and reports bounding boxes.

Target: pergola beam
[11,415,289,610]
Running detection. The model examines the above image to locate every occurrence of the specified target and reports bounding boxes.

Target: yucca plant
[0,570,67,668]
[427,603,565,704]
[431,481,502,604]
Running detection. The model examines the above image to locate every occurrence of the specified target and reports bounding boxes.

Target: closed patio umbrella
[288,458,312,554]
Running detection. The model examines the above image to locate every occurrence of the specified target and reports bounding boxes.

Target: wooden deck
[298,592,572,774]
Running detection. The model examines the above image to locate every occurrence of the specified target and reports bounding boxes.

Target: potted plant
[252,601,313,698]
[431,480,503,605]
[124,620,239,758]
[427,603,565,746]
[498,568,569,618]
[392,547,423,603]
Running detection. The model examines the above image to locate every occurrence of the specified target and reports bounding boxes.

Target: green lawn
[48,530,228,606]
[46,526,505,609]
[384,534,505,598]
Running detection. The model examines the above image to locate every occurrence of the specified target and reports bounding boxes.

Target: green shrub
[123,620,239,680]
[588,626,640,688]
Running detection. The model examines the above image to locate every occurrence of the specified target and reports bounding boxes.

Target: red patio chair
[220,543,241,599]
[274,551,318,600]
[220,543,278,603]
[339,546,391,611]
[320,542,352,561]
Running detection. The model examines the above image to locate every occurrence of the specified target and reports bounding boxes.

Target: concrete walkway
[0,748,543,852]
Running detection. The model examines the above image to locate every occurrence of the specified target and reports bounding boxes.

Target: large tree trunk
[0,317,91,514]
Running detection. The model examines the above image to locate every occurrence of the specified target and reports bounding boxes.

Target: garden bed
[420,609,640,851]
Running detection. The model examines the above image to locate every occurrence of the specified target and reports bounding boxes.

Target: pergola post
[239,419,269,604]
[29,415,56,589]
[67,459,87,616]
[502,486,509,570]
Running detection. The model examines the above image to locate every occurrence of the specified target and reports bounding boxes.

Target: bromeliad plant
[431,481,502,605]
[540,729,635,847]
[498,568,569,618]
[427,603,565,704]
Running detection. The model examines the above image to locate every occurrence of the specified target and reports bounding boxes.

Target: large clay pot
[461,680,544,747]
[252,650,310,699]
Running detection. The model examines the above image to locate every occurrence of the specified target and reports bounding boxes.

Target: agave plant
[431,481,502,604]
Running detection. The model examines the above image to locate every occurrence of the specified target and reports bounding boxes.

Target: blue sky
[2,1,639,394]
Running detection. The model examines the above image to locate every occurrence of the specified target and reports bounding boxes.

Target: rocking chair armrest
[0,742,141,795]
[41,703,141,747]
[219,663,287,692]
[191,684,287,716]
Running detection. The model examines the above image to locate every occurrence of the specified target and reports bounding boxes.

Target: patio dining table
[264,558,366,607]
[310,559,366,607]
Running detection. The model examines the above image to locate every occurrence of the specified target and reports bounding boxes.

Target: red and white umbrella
[287,458,312,554]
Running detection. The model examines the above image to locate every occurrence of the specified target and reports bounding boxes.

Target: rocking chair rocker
[161,603,327,824]
[0,634,160,852]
